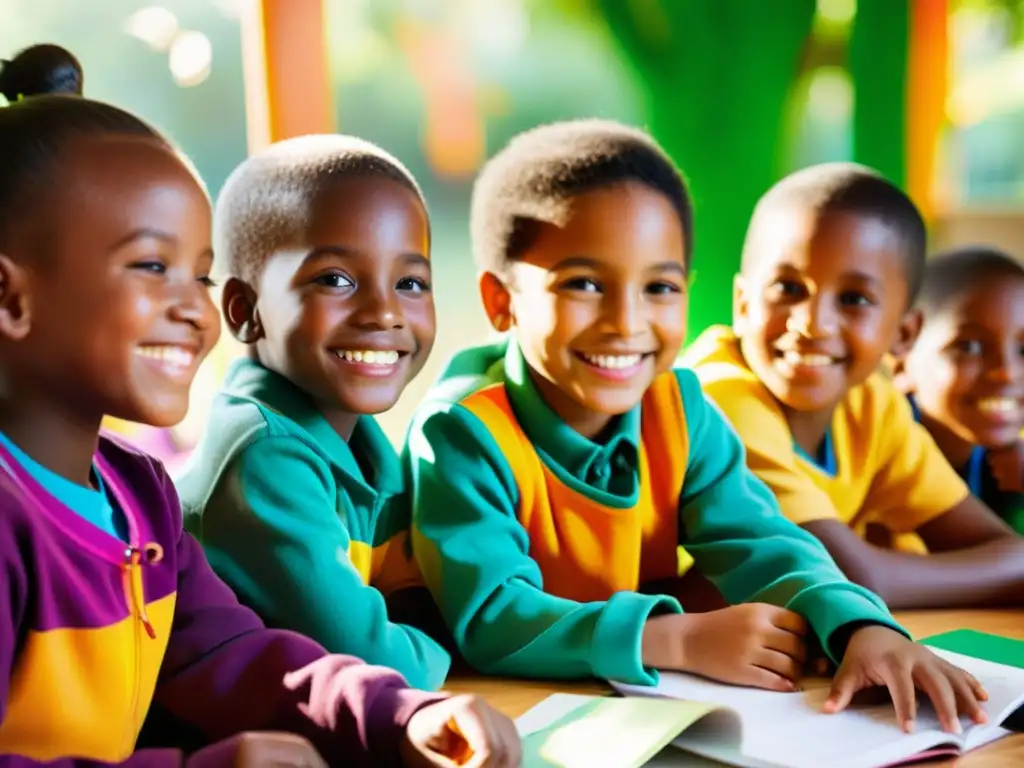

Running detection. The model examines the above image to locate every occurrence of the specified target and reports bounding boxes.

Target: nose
[988,345,1024,386]
[351,283,404,331]
[601,288,644,338]
[168,281,214,330]
[786,294,837,338]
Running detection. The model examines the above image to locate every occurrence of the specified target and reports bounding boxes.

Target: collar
[220,358,400,495]
[502,338,640,477]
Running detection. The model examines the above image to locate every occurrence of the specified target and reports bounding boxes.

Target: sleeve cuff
[367,682,449,767]
[591,592,681,685]
[788,584,908,664]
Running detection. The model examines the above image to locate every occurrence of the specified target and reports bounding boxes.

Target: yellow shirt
[681,327,969,539]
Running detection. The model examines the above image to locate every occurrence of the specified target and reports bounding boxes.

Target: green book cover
[920,629,1024,670]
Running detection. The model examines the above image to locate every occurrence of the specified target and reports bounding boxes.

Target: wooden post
[239,0,335,154]
[906,0,949,222]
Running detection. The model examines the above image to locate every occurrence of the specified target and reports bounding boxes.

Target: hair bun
[0,44,83,101]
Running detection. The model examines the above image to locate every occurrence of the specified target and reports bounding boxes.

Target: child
[176,135,451,691]
[0,44,518,766]
[683,162,1024,613]
[405,120,986,734]
[891,246,1024,532]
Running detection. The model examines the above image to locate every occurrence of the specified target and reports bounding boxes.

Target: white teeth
[581,353,643,370]
[978,397,1022,416]
[336,349,400,365]
[783,351,834,368]
[135,345,194,369]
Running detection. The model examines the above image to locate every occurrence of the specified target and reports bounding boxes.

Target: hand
[642,604,808,692]
[190,732,327,768]
[987,441,1024,493]
[400,695,521,767]
[825,626,989,733]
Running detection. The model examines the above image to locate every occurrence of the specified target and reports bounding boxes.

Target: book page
[517,693,742,768]
[615,648,1024,768]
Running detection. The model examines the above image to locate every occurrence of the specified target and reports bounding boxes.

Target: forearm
[807,522,1024,610]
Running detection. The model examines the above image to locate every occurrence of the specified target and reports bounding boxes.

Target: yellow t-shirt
[681,326,969,540]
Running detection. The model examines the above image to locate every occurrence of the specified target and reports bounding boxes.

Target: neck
[919,412,976,470]
[320,407,359,442]
[0,394,102,487]
[526,366,611,440]
[783,406,833,459]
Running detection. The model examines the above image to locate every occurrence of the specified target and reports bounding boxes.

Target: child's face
[903,276,1024,449]
[4,136,220,427]
[735,208,910,416]
[487,181,688,436]
[250,177,434,417]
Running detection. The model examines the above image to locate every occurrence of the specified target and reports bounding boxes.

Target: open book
[517,646,1024,767]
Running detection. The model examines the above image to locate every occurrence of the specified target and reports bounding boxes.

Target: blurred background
[3,0,1023,458]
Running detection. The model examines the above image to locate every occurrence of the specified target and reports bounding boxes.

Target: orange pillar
[906,0,949,222]
[240,0,335,154]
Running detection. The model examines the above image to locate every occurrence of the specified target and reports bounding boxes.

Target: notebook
[608,647,1024,767]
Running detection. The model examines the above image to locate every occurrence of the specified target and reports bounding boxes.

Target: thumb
[824,669,858,714]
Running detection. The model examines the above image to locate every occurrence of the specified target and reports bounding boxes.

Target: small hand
[987,441,1024,493]
[643,604,808,692]
[824,626,989,733]
[400,695,521,767]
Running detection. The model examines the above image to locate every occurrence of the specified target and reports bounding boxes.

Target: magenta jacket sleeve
[150,466,446,766]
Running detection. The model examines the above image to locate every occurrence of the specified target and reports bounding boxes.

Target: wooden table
[446,610,1024,766]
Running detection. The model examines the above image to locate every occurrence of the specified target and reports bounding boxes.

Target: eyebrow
[109,228,178,251]
[304,246,429,266]
[551,255,686,277]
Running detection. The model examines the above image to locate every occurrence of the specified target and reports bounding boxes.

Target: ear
[221,277,263,345]
[479,271,513,332]
[0,253,32,341]
[888,308,922,393]
[732,273,749,334]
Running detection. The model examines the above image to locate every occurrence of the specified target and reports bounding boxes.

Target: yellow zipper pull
[123,546,157,640]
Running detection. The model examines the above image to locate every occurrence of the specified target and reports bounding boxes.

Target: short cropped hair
[742,162,927,303]
[915,246,1024,319]
[214,134,426,283]
[470,119,693,275]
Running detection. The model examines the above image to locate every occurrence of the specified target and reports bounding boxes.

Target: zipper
[120,544,162,756]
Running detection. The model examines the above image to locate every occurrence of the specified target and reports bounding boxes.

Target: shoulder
[680,326,780,419]
[421,341,508,408]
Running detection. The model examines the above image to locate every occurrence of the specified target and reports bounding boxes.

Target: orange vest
[459,372,693,602]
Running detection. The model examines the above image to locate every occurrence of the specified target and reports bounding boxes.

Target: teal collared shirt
[176,357,450,690]
[406,338,905,685]
[503,343,639,496]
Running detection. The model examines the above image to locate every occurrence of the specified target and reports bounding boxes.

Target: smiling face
[736,207,911,420]
[235,175,434,421]
[903,274,1024,452]
[481,180,688,437]
[2,135,220,428]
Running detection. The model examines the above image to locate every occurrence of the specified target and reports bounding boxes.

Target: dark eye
[562,277,601,293]
[131,260,167,276]
[313,273,354,289]
[397,276,431,293]
[956,338,984,355]
[198,275,217,288]
[646,281,682,296]
[770,279,803,297]
[839,291,873,307]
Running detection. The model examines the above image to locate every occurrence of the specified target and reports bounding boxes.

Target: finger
[823,668,858,714]
[913,664,959,734]
[499,714,522,768]
[877,661,919,733]
[754,648,802,683]
[763,627,808,665]
[963,670,989,703]
[768,609,808,636]
[744,663,798,692]
[946,664,988,726]
[450,701,498,767]
[283,664,315,691]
